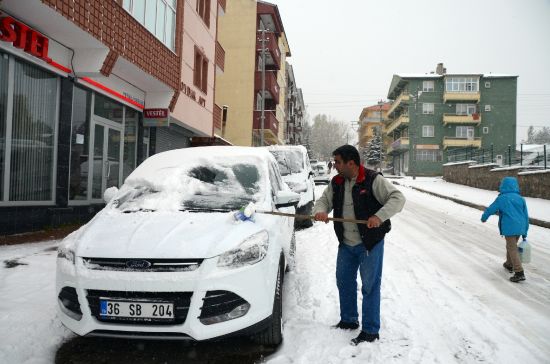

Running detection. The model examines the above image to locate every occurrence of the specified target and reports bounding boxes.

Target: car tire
[286,231,296,272]
[252,260,283,347]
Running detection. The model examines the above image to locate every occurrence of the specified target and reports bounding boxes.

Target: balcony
[387,137,409,155]
[443,91,480,103]
[257,31,281,70]
[215,41,225,72]
[443,137,482,149]
[253,110,279,144]
[255,71,280,103]
[387,92,410,118]
[385,114,409,134]
[442,113,481,126]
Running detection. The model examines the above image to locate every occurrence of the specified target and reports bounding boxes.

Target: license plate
[99,299,174,320]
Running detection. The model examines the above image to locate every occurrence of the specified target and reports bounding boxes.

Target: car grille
[86,290,192,325]
[82,258,203,272]
[199,290,248,319]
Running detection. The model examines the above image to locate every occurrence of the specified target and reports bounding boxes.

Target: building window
[422,103,434,114]
[69,86,92,201]
[483,126,489,134]
[196,0,211,27]
[416,149,442,162]
[456,126,474,139]
[422,81,434,92]
[456,104,477,115]
[124,0,177,51]
[194,48,208,94]
[422,125,434,137]
[0,53,59,203]
[445,77,479,92]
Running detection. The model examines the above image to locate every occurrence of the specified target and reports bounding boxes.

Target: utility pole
[258,29,268,147]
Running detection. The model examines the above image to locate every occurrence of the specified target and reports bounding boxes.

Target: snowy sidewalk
[393,177,550,227]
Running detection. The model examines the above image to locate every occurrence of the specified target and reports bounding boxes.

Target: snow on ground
[396,176,550,222]
[1,183,549,363]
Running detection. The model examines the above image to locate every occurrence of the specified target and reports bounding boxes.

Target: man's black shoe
[510,271,526,283]
[351,331,379,345]
[332,321,359,330]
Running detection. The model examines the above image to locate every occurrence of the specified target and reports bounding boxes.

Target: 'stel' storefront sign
[0,14,51,62]
[143,108,170,127]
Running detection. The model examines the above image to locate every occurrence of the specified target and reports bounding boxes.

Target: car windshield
[116,162,263,212]
[269,150,304,176]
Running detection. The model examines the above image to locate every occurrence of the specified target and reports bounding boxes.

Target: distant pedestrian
[313,145,405,345]
[327,160,333,174]
[481,177,529,283]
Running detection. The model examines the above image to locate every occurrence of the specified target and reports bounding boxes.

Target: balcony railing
[257,31,281,70]
[387,92,410,118]
[442,113,481,125]
[443,137,482,149]
[385,114,409,134]
[215,41,225,72]
[387,137,409,154]
[253,110,279,136]
[255,71,279,103]
[443,91,480,103]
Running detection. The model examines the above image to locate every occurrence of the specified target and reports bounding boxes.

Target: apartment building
[385,63,517,176]
[358,102,391,160]
[285,62,305,145]
[215,0,290,146]
[0,0,225,234]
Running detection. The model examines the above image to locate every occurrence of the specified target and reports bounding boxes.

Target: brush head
[232,202,257,222]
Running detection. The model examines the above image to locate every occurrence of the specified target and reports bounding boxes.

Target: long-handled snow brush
[233,202,370,225]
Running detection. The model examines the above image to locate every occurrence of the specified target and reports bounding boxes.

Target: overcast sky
[272,0,550,141]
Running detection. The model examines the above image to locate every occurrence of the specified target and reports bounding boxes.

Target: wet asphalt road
[55,336,276,364]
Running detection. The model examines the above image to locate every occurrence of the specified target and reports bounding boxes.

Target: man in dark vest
[313,145,405,345]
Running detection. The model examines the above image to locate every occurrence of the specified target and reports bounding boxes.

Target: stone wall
[443,163,550,199]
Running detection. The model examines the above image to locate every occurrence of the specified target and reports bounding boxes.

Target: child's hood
[499,177,520,194]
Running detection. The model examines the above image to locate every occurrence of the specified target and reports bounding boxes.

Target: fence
[446,143,549,169]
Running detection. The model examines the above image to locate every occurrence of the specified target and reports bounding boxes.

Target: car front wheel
[251,260,283,346]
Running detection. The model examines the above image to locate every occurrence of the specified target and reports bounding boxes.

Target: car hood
[74,210,263,259]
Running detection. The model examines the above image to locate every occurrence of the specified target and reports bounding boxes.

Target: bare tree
[309,114,350,160]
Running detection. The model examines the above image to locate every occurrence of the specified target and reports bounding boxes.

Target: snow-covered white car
[266,145,315,228]
[312,163,330,184]
[56,146,300,346]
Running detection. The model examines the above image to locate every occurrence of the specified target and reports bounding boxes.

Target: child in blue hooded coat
[481,177,529,282]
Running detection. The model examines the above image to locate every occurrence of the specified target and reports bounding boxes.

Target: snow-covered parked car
[56,146,300,346]
[312,163,330,184]
[266,145,315,228]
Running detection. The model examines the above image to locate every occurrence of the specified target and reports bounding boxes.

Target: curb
[395,182,550,229]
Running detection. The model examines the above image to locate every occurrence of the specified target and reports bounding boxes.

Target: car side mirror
[103,186,119,204]
[275,190,300,208]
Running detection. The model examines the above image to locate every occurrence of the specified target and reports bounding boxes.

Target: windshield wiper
[122,208,156,213]
[180,208,232,213]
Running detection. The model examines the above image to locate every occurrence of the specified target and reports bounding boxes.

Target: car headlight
[287,181,307,193]
[57,247,75,264]
[217,230,269,268]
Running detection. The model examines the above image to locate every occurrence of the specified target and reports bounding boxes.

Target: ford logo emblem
[126,260,152,269]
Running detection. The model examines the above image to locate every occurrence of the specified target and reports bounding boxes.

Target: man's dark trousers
[335,240,384,334]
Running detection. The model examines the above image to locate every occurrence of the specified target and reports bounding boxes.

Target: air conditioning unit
[496,154,503,166]
[485,81,491,88]
[484,105,491,112]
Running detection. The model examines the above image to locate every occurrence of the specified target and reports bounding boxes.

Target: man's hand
[367,215,382,228]
[314,212,329,223]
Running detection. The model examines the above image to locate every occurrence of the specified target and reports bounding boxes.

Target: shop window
[69,86,92,201]
[124,108,139,180]
[9,58,58,201]
[94,93,123,123]
[194,48,208,94]
[196,0,211,27]
[0,53,8,201]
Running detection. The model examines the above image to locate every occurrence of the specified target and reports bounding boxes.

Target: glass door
[90,121,122,201]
